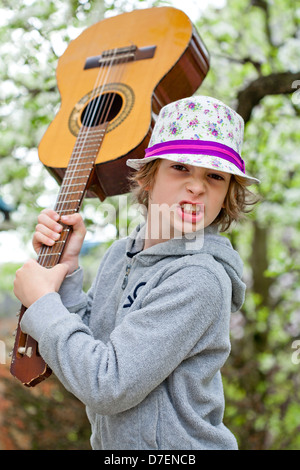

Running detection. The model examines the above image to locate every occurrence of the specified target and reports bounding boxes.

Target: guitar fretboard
[37,124,107,268]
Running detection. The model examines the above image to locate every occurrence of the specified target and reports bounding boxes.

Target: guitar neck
[37,123,107,269]
[9,123,108,388]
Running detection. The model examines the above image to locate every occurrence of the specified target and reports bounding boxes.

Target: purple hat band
[145,139,246,174]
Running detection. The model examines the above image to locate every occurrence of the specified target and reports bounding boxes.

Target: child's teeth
[181,204,201,214]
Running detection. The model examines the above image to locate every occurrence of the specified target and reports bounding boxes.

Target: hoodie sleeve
[56,267,92,325]
[20,264,225,415]
[55,240,120,325]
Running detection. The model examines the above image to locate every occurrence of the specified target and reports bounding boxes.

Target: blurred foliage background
[0,0,299,450]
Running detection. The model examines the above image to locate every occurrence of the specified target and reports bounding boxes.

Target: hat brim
[126,154,260,185]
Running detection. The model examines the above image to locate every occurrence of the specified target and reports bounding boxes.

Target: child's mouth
[177,202,204,224]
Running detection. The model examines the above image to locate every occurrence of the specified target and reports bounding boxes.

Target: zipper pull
[121,264,132,290]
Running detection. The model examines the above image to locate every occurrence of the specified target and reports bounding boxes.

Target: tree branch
[236,71,300,123]
[214,53,263,75]
[251,0,274,48]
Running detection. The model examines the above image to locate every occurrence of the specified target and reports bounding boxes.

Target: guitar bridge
[84,45,156,69]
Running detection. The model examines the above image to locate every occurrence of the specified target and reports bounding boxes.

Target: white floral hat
[126,96,260,185]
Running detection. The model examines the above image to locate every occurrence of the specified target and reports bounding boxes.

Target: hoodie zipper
[121,263,132,290]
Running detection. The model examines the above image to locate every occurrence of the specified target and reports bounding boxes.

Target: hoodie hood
[126,223,246,313]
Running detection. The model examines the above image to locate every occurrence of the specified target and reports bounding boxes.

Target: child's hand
[14,259,69,308]
[33,209,86,275]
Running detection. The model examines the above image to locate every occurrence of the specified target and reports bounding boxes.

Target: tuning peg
[16,346,33,357]
[26,347,33,358]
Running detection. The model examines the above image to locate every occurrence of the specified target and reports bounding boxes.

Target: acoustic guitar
[10,6,210,387]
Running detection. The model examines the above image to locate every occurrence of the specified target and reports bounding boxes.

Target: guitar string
[56,47,131,225]
[56,48,125,226]
[55,51,116,210]
[61,48,130,215]
[96,52,131,130]
[73,48,132,179]
[38,50,117,267]
[21,49,132,356]
[37,61,108,268]
[41,48,133,268]
[49,54,119,268]
[93,49,132,128]
[39,47,130,268]
[21,50,121,360]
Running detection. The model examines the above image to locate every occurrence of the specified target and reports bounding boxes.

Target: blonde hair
[128,159,259,232]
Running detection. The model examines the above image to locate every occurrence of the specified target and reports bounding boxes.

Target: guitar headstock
[10,306,52,387]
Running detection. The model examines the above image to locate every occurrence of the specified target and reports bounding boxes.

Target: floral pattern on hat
[126,96,260,185]
[150,96,243,155]
[168,121,183,137]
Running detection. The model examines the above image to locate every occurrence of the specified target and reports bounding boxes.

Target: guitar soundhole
[81,92,123,127]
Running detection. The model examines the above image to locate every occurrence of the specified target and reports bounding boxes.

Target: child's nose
[186,178,206,196]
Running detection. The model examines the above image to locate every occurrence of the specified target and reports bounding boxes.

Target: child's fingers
[60,214,86,238]
[39,208,60,221]
[32,209,61,253]
[37,210,84,233]
[32,209,86,258]
[35,223,61,243]
[60,213,84,228]
[32,228,57,253]
[37,210,62,233]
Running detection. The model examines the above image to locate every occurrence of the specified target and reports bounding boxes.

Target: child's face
[144,159,231,245]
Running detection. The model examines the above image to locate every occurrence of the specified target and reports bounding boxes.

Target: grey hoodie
[21,224,245,450]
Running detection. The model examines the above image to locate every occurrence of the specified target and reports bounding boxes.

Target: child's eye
[172,164,188,172]
[208,173,224,181]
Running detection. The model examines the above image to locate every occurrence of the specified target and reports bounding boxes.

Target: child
[14,96,259,450]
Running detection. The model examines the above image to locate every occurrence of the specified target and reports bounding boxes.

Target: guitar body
[10,6,209,387]
[39,6,209,199]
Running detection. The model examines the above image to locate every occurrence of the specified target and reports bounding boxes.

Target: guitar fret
[63,175,90,181]
[56,209,77,213]
[74,142,101,148]
[61,182,87,188]
[56,207,79,212]
[71,149,99,155]
[74,142,102,148]
[59,190,84,196]
[74,143,100,150]
[65,167,93,173]
[51,240,66,245]
[79,128,105,134]
[55,208,78,213]
[77,133,104,141]
[56,198,81,204]
[68,162,94,167]
[39,252,62,257]
[76,138,101,144]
